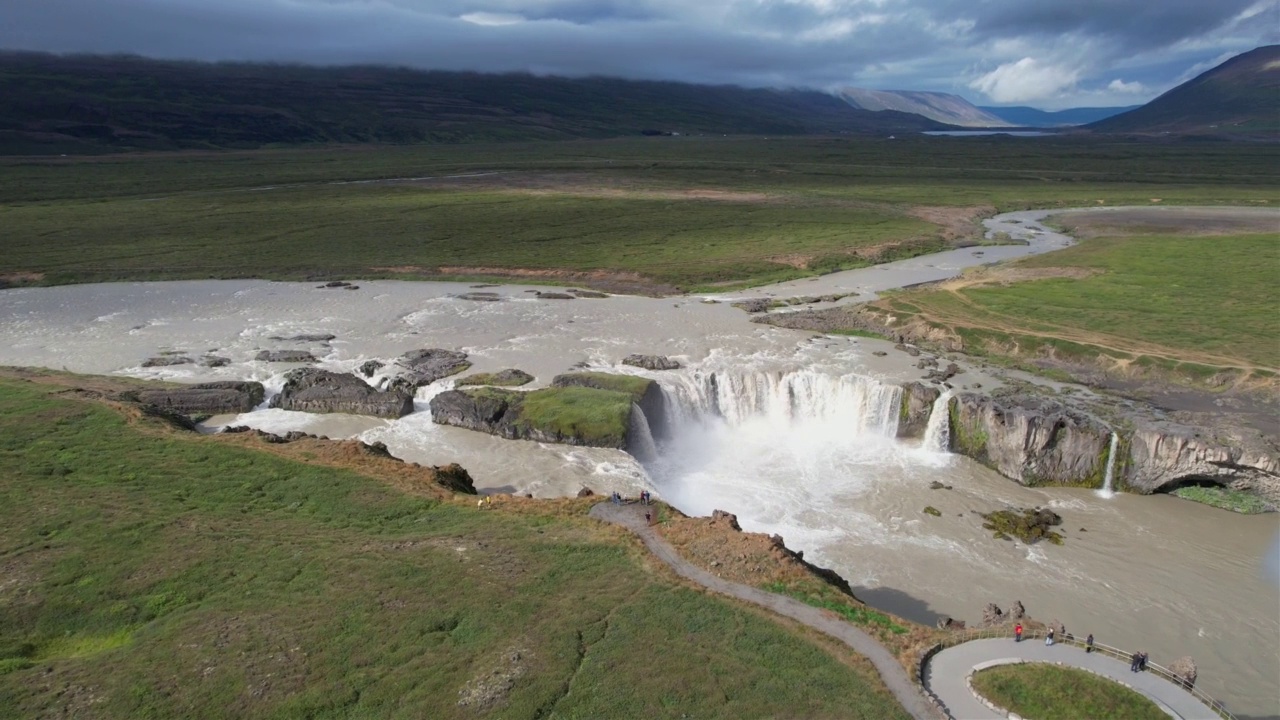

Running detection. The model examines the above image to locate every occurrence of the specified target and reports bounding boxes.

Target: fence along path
[920,628,1234,720]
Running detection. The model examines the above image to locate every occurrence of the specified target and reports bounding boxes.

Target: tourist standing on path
[1086,634,1094,653]
[1130,652,1141,672]
[1014,623,1023,642]
[1138,652,1148,672]
[1045,628,1055,646]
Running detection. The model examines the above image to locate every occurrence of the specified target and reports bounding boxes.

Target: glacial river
[1,209,1277,717]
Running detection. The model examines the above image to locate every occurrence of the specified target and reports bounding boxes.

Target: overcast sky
[2,0,1276,108]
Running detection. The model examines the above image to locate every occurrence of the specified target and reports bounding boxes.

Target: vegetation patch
[981,508,1065,545]
[1172,485,1274,514]
[0,376,909,719]
[514,386,635,446]
[454,369,534,387]
[971,662,1167,720]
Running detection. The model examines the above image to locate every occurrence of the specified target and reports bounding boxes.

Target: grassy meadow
[2,136,1277,291]
[867,229,1278,384]
[970,663,1167,720]
[0,377,909,719]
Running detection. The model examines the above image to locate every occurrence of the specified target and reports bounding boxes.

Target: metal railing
[918,626,1236,720]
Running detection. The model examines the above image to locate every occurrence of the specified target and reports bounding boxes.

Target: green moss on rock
[981,508,1064,545]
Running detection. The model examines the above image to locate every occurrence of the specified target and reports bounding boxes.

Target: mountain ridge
[0,52,945,154]
[1088,45,1280,136]
[836,87,1010,127]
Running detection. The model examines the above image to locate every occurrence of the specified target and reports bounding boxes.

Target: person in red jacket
[1014,623,1023,642]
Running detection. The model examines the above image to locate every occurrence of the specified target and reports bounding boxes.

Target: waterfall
[921,390,953,453]
[1098,432,1119,498]
[628,403,659,463]
[655,369,902,438]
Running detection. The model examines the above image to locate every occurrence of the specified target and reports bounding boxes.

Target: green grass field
[2,137,1276,291]
[0,378,908,719]
[970,663,1167,720]
[864,230,1279,383]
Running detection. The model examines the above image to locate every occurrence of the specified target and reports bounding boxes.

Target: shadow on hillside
[852,585,946,627]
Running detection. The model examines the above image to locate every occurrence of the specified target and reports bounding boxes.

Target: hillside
[837,87,1010,127]
[979,105,1139,127]
[1089,45,1280,136]
[0,52,943,154]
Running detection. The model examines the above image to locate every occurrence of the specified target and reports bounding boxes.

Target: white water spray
[656,369,902,437]
[628,403,659,464]
[921,390,953,453]
[1097,432,1119,499]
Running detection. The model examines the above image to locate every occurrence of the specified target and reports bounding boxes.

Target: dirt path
[588,501,940,720]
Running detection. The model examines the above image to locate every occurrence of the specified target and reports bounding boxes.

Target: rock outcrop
[897,382,941,438]
[394,349,470,388]
[1126,427,1280,494]
[1169,656,1197,689]
[358,360,384,377]
[134,381,265,415]
[270,369,414,418]
[432,463,477,494]
[255,350,317,363]
[455,369,535,387]
[141,355,193,367]
[622,354,682,371]
[915,388,1279,502]
[551,372,668,441]
[949,393,1112,487]
[429,385,634,449]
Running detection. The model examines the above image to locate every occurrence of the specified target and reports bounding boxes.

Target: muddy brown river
[1,209,1276,717]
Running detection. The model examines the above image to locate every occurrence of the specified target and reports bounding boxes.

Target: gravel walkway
[589,501,939,720]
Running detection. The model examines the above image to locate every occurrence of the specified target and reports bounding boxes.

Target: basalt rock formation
[897,382,940,438]
[270,368,414,418]
[394,349,471,388]
[132,381,265,415]
[622,354,682,371]
[255,350,317,363]
[551,372,668,441]
[902,384,1279,507]
[429,385,634,449]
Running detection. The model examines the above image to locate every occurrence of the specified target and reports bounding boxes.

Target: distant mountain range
[0,52,942,154]
[1089,45,1279,136]
[978,105,1139,127]
[0,45,1275,154]
[835,87,1010,127]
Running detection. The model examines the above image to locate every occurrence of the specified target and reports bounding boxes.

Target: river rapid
[1,210,1276,717]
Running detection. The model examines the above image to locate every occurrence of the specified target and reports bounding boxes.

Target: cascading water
[1097,432,1119,498]
[655,369,902,437]
[920,390,953,453]
[628,403,659,464]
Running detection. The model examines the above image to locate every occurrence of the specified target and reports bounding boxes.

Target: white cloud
[969,57,1080,103]
[459,11,524,26]
[1106,78,1146,93]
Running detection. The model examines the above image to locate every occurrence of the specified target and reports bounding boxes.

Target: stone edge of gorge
[963,658,1182,720]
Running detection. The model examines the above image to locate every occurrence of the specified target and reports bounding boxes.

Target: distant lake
[922,130,1053,137]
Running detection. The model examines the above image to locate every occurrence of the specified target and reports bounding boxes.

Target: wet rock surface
[255,350,317,363]
[897,382,941,438]
[358,360,384,377]
[133,381,265,415]
[394,349,470,388]
[622,354,682,371]
[141,356,194,367]
[270,368,414,418]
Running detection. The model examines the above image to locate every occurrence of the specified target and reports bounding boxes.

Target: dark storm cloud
[0,0,1275,108]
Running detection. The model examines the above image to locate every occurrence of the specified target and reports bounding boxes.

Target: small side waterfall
[921,390,953,453]
[628,403,659,463]
[1098,432,1119,498]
